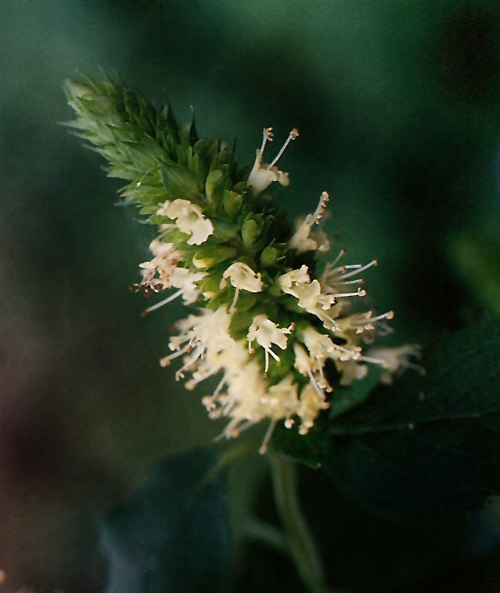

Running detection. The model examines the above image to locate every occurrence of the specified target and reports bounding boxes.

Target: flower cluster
[66,76,420,453]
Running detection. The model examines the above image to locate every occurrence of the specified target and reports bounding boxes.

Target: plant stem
[270,455,329,593]
[243,518,289,555]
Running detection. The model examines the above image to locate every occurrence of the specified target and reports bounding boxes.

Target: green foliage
[449,232,500,316]
[64,74,244,212]
[325,318,500,523]
[273,318,500,525]
[101,447,231,593]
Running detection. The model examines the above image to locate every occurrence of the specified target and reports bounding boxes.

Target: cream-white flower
[336,359,369,386]
[247,315,293,376]
[320,254,378,299]
[247,128,298,193]
[365,344,423,384]
[141,268,206,315]
[301,327,335,362]
[262,376,300,424]
[279,265,338,328]
[293,342,328,395]
[278,265,310,289]
[161,307,299,452]
[279,266,333,309]
[158,199,214,245]
[136,239,183,293]
[258,375,300,453]
[336,310,395,336]
[289,192,331,253]
[169,268,206,304]
[221,261,263,312]
[160,307,234,374]
[296,383,329,435]
[221,262,263,292]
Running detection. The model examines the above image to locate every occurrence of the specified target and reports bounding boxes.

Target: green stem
[270,455,329,593]
[243,518,289,555]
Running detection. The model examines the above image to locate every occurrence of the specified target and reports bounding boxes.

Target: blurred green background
[1,0,500,591]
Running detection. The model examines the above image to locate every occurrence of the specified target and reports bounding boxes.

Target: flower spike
[65,75,419,454]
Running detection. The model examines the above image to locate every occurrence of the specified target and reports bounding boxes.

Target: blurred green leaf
[101,447,231,593]
[325,318,500,524]
[448,232,500,316]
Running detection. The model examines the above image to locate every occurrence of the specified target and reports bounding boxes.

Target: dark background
[1,1,500,591]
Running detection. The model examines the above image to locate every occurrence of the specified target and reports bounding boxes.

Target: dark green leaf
[271,414,332,469]
[325,318,500,524]
[101,447,231,593]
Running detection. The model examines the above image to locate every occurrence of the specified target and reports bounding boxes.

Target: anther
[267,129,300,169]
[159,341,193,366]
[260,127,273,152]
[331,249,346,267]
[259,420,277,454]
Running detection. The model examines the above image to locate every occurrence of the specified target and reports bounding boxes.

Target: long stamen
[340,260,378,280]
[260,127,273,152]
[352,311,394,325]
[187,365,220,389]
[216,417,239,440]
[160,340,194,366]
[307,371,325,398]
[405,361,426,374]
[175,346,204,380]
[259,420,277,454]
[338,278,365,285]
[305,191,329,226]
[331,249,346,267]
[332,344,361,359]
[142,288,184,315]
[267,128,299,169]
[213,376,226,399]
[229,288,240,314]
[222,394,237,416]
[358,354,389,366]
[330,288,367,298]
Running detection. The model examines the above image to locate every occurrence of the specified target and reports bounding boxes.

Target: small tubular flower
[296,384,330,435]
[366,344,424,384]
[289,192,331,253]
[221,262,263,293]
[247,315,293,376]
[221,261,263,312]
[158,199,214,245]
[133,239,183,294]
[247,128,299,193]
